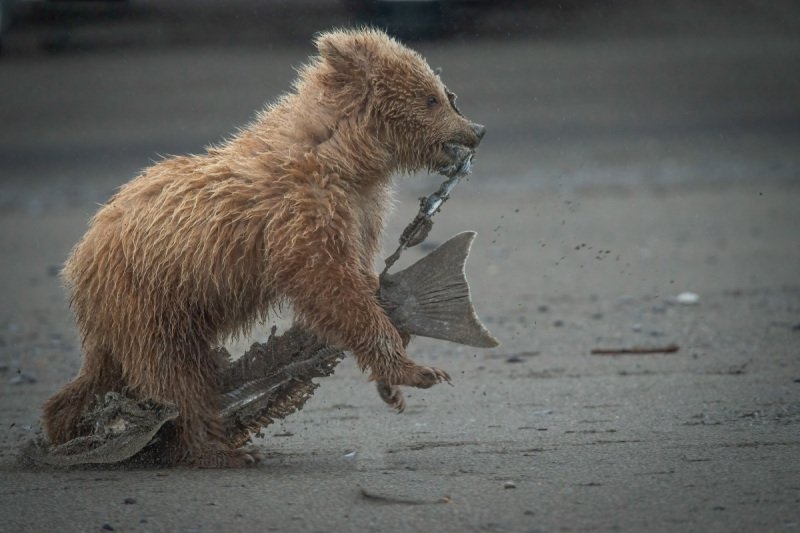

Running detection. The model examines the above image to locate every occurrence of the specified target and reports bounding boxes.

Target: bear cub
[42,28,485,466]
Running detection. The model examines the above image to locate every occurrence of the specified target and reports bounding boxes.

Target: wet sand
[1,2,799,531]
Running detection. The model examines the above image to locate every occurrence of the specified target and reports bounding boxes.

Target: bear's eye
[426,95,439,108]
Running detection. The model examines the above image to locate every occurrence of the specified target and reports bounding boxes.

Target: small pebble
[9,373,36,385]
[123,498,136,505]
[505,355,525,364]
[676,292,699,305]
[101,525,115,532]
[503,481,516,489]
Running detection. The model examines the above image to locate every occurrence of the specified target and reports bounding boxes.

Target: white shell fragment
[676,292,700,305]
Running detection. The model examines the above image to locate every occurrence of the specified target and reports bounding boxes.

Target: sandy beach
[1,1,799,530]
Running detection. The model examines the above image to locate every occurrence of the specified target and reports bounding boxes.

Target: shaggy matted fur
[42,28,485,466]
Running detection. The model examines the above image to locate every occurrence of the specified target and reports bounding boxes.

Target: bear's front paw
[383,365,451,389]
[376,380,406,413]
[412,366,452,388]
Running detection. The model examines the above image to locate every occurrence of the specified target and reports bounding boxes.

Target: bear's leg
[280,237,450,391]
[128,341,259,468]
[42,374,100,445]
[42,344,121,445]
[374,332,411,412]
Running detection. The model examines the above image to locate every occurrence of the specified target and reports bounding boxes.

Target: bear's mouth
[436,143,475,178]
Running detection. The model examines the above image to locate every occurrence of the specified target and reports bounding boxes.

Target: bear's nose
[471,123,486,143]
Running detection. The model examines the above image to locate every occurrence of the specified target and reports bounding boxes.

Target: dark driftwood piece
[590,344,680,355]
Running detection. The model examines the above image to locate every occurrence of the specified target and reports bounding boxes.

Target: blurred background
[2,0,799,362]
[1,0,798,210]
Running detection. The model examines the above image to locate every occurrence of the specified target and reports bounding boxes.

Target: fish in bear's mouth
[438,143,475,178]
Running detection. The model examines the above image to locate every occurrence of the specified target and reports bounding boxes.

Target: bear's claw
[370,365,451,390]
[376,381,406,413]
[412,366,452,389]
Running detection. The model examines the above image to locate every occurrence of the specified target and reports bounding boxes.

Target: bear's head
[314,28,485,177]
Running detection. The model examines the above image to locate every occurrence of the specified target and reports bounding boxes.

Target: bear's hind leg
[129,341,258,468]
[42,346,121,445]
[42,373,98,445]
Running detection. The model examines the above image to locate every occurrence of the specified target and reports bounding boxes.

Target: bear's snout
[471,123,486,144]
[456,121,485,150]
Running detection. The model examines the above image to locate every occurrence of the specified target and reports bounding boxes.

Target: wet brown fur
[42,28,483,464]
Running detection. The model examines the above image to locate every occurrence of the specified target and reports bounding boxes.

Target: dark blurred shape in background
[0,0,578,50]
[0,0,798,207]
[0,0,579,50]
[0,0,513,50]
[3,0,796,50]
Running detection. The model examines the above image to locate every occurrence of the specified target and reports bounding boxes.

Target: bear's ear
[315,31,371,76]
